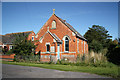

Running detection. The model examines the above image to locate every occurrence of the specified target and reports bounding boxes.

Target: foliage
[106,41,120,65]
[14,54,41,63]
[5,50,13,55]
[89,40,103,53]
[84,25,112,53]
[2,48,8,54]
[12,33,36,56]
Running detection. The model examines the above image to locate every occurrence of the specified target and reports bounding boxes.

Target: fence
[0,54,15,61]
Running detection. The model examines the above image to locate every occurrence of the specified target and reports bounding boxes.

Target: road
[2,64,109,78]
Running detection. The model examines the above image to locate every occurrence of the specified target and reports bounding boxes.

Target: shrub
[4,50,13,55]
[14,54,41,63]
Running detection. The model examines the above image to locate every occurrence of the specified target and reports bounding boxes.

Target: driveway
[2,64,109,78]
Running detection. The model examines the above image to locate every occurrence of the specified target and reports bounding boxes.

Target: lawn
[2,61,119,78]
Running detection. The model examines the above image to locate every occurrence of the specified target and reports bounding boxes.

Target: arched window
[52,20,56,29]
[65,37,69,52]
[32,36,34,41]
[46,44,50,52]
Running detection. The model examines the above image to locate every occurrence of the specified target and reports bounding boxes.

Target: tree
[12,33,36,57]
[84,25,112,53]
[106,38,120,65]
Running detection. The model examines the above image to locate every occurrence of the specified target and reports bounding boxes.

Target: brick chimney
[63,20,66,23]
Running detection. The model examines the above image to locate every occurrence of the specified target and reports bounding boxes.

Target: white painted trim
[77,38,79,53]
[72,32,75,36]
[61,52,76,53]
[52,20,56,29]
[62,35,71,40]
[45,42,50,52]
[32,36,34,41]
[63,36,70,52]
[9,45,13,50]
[40,52,56,54]
[53,39,56,42]
[35,34,38,38]
[81,40,83,53]
[45,42,50,46]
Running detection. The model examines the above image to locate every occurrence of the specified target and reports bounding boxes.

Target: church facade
[34,10,88,62]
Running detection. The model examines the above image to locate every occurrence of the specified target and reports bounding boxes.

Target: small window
[35,34,38,38]
[49,56,50,58]
[46,44,50,52]
[52,20,56,29]
[32,36,34,41]
[41,55,43,58]
[45,55,47,58]
[81,41,83,52]
[51,46,55,52]
[65,37,69,52]
[77,39,79,52]
[9,46,13,50]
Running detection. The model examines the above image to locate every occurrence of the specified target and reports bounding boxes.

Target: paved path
[2,64,109,78]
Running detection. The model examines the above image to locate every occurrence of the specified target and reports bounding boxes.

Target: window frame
[9,45,13,50]
[32,36,34,41]
[46,44,50,53]
[81,40,83,53]
[51,20,56,29]
[64,37,69,52]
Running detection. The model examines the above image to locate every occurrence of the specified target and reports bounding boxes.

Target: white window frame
[9,45,13,50]
[52,20,56,29]
[32,36,34,41]
[64,37,69,52]
[81,41,83,53]
[46,43,50,53]
[77,38,79,52]
[62,36,71,52]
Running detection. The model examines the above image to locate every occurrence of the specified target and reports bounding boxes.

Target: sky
[2,2,118,40]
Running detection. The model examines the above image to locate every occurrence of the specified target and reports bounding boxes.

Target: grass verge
[2,61,119,78]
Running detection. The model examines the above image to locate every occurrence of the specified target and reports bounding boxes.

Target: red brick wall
[36,32,55,52]
[27,31,35,41]
[0,54,15,61]
[35,14,88,61]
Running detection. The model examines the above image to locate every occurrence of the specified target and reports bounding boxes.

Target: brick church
[0,9,88,62]
[34,9,88,62]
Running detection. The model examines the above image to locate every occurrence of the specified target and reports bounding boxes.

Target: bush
[14,54,40,63]
[60,58,71,65]
[5,50,13,55]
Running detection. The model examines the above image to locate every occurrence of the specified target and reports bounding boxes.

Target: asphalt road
[2,64,109,78]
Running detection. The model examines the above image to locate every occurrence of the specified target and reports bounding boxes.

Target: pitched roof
[50,33,62,43]
[40,31,62,43]
[54,14,87,41]
[47,31,62,43]
[0,31,33,44]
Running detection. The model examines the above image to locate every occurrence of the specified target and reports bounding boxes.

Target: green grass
[2,61,119,78]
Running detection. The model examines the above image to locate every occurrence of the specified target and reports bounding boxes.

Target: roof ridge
[5,31,33,35]
[54,14,87,41]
